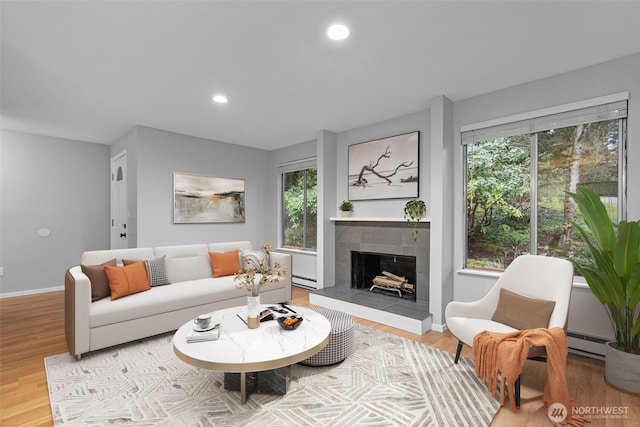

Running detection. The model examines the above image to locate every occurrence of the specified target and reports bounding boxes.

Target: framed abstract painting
[173,172,245,223]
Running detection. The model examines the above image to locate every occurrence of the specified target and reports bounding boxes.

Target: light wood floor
[1,287,638,427]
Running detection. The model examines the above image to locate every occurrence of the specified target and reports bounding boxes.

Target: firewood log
[373,277,405,288]
[381,271,407,283]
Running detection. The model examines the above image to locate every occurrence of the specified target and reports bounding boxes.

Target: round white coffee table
[173,304,330,404]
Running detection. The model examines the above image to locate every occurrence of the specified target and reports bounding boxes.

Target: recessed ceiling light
[212,94,228,104]
[327,24,349,41]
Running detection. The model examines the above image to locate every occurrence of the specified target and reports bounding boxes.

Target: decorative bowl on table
[277,315,303,330]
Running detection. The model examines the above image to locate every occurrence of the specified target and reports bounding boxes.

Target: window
[463,96,627,270]
[282,167,317,250]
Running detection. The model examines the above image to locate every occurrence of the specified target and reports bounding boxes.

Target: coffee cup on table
[194,314,212,329]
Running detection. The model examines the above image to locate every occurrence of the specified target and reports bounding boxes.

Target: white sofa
[65,241,292,359]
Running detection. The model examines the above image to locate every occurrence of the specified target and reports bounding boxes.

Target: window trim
[277,157,316,174]
[460,92,628,137]
[280,162,317,251]
[462,94,628,269]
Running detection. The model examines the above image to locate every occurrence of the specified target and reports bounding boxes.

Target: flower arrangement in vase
[234,243,288,297]
[234,243,287,327]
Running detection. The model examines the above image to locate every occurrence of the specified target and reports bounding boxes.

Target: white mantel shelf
[330,217,431,223]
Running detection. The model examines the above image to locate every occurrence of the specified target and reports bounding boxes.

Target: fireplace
[335,220,429,305]
[309,219,431,335]
[351,251,417,301]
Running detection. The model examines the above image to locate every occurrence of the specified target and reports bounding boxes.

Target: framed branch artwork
[348,131,420,201]
[173,172,245,223]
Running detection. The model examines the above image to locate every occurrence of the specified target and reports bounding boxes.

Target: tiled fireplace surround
[310,220,432,334]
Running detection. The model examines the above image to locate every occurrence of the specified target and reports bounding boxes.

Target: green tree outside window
[283,168,317,250]
[466,119,621,270]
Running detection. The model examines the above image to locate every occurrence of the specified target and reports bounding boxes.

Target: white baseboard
[430,323,447,333]
[292,276,317,289]
[0,285,63,299]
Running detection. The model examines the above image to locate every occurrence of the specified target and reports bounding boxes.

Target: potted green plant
[339,200,353,217]
[404,199,426,241]
[568,187,640,394]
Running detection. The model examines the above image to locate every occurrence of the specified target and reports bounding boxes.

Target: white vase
[247,295,260,318]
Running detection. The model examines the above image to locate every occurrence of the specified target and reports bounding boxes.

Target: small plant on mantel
[339,200,354,217]
[404,199,426,241]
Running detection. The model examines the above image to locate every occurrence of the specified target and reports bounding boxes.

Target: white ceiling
[2,1,639,150]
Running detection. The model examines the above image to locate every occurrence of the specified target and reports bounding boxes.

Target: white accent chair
[445,255,574,406]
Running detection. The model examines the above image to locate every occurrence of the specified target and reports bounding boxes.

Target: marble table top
[173,304,331,373]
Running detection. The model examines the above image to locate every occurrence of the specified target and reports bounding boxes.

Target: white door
[111,150,128,249]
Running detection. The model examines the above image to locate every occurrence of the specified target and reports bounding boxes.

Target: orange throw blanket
[473,327,587,426]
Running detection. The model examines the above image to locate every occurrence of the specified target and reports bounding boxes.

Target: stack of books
[186,324,220,343]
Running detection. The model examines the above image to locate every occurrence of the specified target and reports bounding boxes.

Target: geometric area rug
[45,324,499,426]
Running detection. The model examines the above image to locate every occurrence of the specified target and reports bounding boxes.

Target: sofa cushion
[104,261,151,300]
[82,259,117,302]
[81,248,154,266]
[209,250,241,277]
[171,255,212,283]
[208,241,253,254]
[89,277,231,327]
[153,244,212,283]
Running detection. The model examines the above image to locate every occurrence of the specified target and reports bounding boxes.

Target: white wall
[0,131,110,296]
[335,110,430,218]
[130,126,271,248]
[317,130,337,289]
[429,96,454,330]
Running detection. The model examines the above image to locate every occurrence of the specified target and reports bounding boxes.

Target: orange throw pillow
[209,250,241,278]
[104,261,151,300]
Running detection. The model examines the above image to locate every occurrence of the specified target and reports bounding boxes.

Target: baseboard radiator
[292,275,317,290]
[566,331,609,361]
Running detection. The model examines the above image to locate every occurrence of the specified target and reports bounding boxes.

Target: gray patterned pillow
[147,255,170,286]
